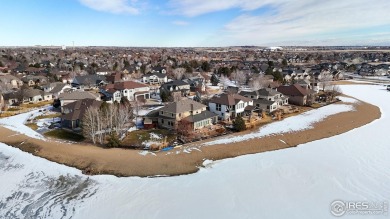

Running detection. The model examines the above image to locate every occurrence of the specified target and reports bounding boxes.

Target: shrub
[233,116,246,132]
[107,133,121,148]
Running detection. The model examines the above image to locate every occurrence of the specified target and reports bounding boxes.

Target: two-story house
[101,81,150,102]
[277,84,316,106]
[0,75,23,89]
[208,93,253,120]
[157,99,217,130]
[21,75,48,87]
[239,88,289,113]
[142,72,168,84]
[159,80,190,98]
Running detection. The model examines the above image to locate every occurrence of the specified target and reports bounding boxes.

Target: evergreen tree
[160,91,169,102]
[233,116,246,132]
[282,59,288,67]
[211,73,219,86]
[107,132,121,148]
[201,61,211,72]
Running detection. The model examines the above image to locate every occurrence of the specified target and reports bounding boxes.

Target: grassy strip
[25,123,39,130]
[34,113,61,120]
[121,129,175,146]
[21,101,52,108]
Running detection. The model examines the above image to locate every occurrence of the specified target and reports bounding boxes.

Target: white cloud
[168,0,280,17]
[172,20,189,26]
[79,0,139,14]
[169,0,390,46]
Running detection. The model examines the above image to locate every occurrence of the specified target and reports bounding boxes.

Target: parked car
[387,85,390,91]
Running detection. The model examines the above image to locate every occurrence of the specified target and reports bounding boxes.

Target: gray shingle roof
[239,88,281,98]
[254,99,275,105]
[209,93,251,106]
[160,99,205,114]
[183,111,218,123]
[73,75,106,85]
[59,91,99,100]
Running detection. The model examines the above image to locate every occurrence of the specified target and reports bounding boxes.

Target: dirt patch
[0,97,381,177]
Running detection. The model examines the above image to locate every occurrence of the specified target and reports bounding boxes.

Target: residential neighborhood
[1,46,389,149]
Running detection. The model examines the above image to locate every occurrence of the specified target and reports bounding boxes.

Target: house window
[161,111,164,115]
[161,119,164,124]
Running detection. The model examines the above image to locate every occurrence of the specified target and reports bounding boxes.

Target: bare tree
[173,67,185,80]
[319,72,333,91]
[249,74,267,90]
[116,103,134,137]
[82,102,134,145]
[220,75,231,89]
[132,98,141,117]
[231,70,247,86]
[82,107,99,144]
[176,119,194,139]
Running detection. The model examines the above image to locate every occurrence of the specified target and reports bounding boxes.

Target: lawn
[121,129,176,147]
[25,123,39,130]
[21,101,52,109]
[34,113,61,120]
[44,129,85,142]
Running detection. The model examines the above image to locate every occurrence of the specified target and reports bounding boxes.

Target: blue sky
[1,0,390,47]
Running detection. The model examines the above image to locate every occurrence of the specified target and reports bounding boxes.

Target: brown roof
[209,93,252,106]
[277,84,310,97]
[61,99,102,121]
[104,81,148,90]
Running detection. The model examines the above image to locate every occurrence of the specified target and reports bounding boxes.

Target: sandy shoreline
[0,94,381,177]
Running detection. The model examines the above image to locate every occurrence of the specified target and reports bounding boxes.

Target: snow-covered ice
[0,84,389,219]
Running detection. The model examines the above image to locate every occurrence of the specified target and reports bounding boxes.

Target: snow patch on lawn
[0,108,47,140]
[138,150,157,156]
[204,104,354,145]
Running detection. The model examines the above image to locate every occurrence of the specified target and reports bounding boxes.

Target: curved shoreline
[0,96,381,177]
